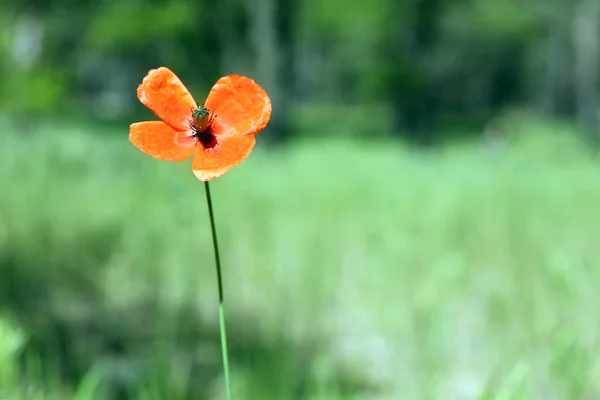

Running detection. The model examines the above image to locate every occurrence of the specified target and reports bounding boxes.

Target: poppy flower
[129,67,271,181]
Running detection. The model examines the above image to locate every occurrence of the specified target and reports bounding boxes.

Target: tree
[388,0,444,146]
[573,0,600,149]
[248,0,297,143]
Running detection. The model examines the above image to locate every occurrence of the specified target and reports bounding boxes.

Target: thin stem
[204,181,232,399]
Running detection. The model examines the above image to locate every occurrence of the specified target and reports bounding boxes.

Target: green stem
[204,181,232,399]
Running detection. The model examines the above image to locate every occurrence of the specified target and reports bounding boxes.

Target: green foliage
[304,0,391,39]
[0,0,569,139]
[293,103,393,138]
[445,0,541,40]
[0,316,25,387]
[86,0,197,51]
[1,68,68,114]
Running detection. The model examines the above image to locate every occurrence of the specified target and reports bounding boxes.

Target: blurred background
[2,0,600,398]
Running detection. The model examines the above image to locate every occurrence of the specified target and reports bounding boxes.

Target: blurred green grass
[1,116,600,399]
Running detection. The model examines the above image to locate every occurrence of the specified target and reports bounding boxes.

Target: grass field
[1,116,600,399]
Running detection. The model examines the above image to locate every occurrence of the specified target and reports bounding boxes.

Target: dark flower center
[196,129,217,149]
[190,105,217,149]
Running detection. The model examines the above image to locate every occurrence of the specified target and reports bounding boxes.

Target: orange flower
[129,67,271,181]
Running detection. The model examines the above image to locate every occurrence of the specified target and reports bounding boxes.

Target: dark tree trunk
[272,0,297,144]
[573,0,600,149]
[248,0,296,144]
[389,0,442,147]
[214,0,238,75]
[211,0,251,79]
[490,43,525,109]
[542,22,572,116]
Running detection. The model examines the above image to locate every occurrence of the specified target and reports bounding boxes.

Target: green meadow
[2,115,600,399]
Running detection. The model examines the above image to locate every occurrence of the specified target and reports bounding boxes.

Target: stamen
[190,109,217,149]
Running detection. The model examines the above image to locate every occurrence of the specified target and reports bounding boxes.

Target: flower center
[197,129,217,148]
[191,105,217,149]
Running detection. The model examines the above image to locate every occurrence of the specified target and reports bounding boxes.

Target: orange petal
[191,134,256,181]
[130,121,195,161]
[204,75,271,137]
[137,67,198,131]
